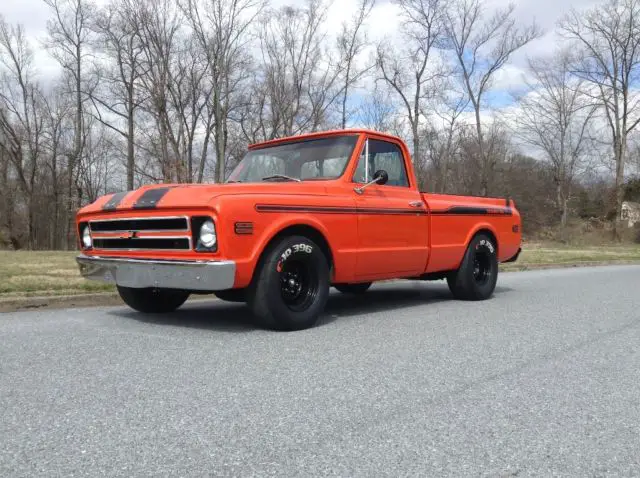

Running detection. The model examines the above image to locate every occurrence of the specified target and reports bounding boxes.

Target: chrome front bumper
[76,254,236,291]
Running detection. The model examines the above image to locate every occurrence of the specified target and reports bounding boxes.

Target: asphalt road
[1,265,640,477]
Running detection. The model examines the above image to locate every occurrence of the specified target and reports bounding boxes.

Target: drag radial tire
[333,282,372,294]
[116,286,190,313]
[247,235,330,331]
[446,233,498,301]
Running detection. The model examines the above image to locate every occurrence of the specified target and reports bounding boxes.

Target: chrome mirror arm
[354,177,380,195]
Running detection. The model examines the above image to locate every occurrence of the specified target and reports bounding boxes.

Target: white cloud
[1,0,609,145]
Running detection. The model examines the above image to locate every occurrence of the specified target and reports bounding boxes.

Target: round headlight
[199,220,216,248]
[82,226,92,249]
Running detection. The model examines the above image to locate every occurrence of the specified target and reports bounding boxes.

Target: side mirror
[354,169,389,194]
[373,169,388,185]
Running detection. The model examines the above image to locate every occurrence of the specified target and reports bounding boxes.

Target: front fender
[250,214,336,265]
[216,198,358,288]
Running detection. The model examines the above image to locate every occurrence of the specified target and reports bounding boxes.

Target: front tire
[247,235,330,331]
[334,282,372,294]
[117,286,190,313]
[446,233,498,301]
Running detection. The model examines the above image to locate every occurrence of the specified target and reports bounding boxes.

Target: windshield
[227,135,358,183]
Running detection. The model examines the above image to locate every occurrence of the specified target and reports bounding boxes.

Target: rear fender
[464,222,499,256]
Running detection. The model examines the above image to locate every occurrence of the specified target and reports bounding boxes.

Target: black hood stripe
[102,191,130,211]
[133,187,173,209]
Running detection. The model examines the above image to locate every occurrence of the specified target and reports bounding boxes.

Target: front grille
[90,217,188,232]
[88,216,192,251]
[92,237,191,250]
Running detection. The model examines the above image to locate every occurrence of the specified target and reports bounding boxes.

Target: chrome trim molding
[76,254,236,291]
[87,215,192,251]
[89,215,190,223]
[88,215,191,233]
[91,235,193,251]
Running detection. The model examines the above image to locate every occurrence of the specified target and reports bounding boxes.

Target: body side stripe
[255,204,512,216]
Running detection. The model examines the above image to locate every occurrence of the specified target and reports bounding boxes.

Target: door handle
[409,201,423,208]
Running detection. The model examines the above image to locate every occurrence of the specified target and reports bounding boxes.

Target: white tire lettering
[280,243,313,262]
[479,239,495,254]
[292,243,313,254]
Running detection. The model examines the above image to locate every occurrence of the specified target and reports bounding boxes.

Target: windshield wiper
[261,174,301,182]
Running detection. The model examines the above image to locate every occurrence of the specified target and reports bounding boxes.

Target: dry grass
[1,244,639,299]
[0,251,114,299]
[500,241,640,271]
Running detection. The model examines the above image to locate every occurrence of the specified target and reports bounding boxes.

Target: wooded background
[2,0,640,250]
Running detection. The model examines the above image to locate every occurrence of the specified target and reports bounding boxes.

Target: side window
[353,139,409,187]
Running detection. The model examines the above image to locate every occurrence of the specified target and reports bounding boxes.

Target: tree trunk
[473,102,488,197]
[214,119,227,183]
[412,134,420,187]
[613,135,627,241]
[127,102,135,190]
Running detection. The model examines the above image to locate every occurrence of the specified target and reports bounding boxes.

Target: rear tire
[446,233,498,301]
[247,235,330,331]
[117,286,190,313]
[334,282,372,294]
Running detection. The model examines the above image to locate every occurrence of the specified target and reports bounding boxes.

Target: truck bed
[420,192,521,273]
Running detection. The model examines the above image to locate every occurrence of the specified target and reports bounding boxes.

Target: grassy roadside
[499,242,640,271]
[1,244,640,301]
[0,251,114,299]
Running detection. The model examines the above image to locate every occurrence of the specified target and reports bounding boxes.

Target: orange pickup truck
[76,129,522,330]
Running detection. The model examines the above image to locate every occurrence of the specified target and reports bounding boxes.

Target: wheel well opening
[474,228,498,255]
[256,224,334,278]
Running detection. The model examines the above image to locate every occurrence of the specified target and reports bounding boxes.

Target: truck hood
[78,181,327,215]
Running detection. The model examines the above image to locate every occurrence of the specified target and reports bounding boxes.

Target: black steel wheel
[472,247,492,286]
[279,259,320,312]
[446,233,498,301]
[247,235,330,331]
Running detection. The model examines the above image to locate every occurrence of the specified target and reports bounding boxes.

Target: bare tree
[43,0,94,247]
[337,0,376,129]
[513,49,597,227]
[165,32,220,183]
[443,0,542,196]
[559,0,640,239]
[77,116,121,201]
[0,17,47,248]
[376,0,448,174]
[134,0,183,183]
[241,0,345,143]
[41,90,73,249]
[422,84,469,193]
[180,0,265,183]
[357,82,396,132]
[91,0,145,190]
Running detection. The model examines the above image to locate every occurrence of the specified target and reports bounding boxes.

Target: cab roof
[247,129,404,150]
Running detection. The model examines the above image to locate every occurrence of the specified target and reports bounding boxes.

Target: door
[352,137,429,279]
